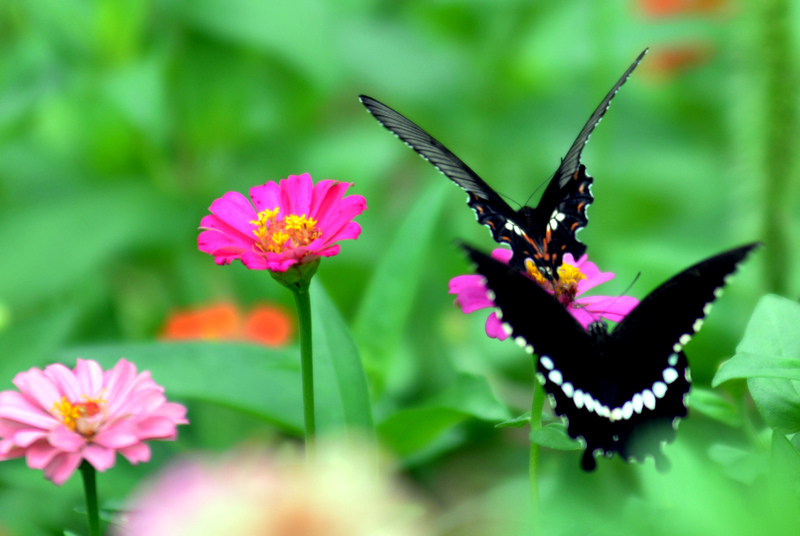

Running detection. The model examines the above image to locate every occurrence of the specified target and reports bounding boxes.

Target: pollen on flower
[525,259,548,285]
[250,207,321,254]
[557,263,587,286]
[52,396,106,436]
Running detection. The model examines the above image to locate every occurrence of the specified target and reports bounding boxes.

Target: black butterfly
[360,50,647,280]
[462,242,760,471]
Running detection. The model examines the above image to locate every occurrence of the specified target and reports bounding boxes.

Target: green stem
[290,282,316,459]
[79,461,101,536]
[529,370,546,535]
[761,0,795,296]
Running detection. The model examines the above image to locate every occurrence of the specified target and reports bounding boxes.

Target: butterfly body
[464,242,760,470]
[361,50,645,278]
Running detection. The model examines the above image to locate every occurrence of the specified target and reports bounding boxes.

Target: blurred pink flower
[0,358,188,485]
[115,445,429,536]
[450,249,639,340]
[198,173,366,272]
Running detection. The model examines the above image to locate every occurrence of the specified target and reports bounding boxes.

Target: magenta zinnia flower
[0,358,188,485]
[198,173,366,272]
[450,248,639,340]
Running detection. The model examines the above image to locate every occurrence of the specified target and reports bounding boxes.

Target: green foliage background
[1,0,799,534]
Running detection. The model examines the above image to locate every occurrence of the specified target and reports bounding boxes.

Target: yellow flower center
[250,207,321,254]
[525,259,586,305]
[52,396,105,437]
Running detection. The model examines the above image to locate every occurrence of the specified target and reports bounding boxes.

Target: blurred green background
[1,0,799,534]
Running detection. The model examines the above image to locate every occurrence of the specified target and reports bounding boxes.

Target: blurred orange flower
[161,302,293,347]
[638,0,727,17]
[645,44,714,79]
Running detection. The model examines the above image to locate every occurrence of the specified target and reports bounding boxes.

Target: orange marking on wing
[487,221,495,229]
[570,222,580,231]
[476,206,484,214]
[576,202,585,212]
[578,184,585,194]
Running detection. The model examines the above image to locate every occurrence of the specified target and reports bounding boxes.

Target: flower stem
[761,0,795,296]
[79,461,101,536]
[529,369,546,535]
[290,282,316,459]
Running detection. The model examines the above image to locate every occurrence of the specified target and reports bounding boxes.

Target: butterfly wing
[462,244,617,469]
[602,243,761,468]
[360,96,527,249]
[464,242,760,471]
[529,50,648,276]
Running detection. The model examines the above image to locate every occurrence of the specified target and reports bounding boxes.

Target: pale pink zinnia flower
[450,248,639,340]
[0,358,188,485]
[198,173,367,272]
[116,445,429,536]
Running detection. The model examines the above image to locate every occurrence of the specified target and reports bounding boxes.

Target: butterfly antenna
[523,171,557,207]
[584,272,641,321]
[500,192,523,210]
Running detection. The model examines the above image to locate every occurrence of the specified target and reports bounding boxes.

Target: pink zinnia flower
[198,173,366,272]
[0,358,188,485]
[450,248,639,340]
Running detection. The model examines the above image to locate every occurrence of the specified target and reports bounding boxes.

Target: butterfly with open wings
[361,50,647,281]
[462,242,760,471]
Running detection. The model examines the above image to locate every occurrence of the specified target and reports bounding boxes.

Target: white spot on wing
[642,389,656,410]
[540,356,554,370]
[562,382,574,397]
[622,401,633,420]
[548,369,563,386]
[632,394,643,414]
[668,353,679,367]
[584,393,595,412]
[679,334,691,346]
[574,390,584,409]
[693,318,704,332]
[663,367,679,384]
[652,381,667,398]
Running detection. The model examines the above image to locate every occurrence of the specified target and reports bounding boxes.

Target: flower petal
[82,444,117,472]
[249,181,282,214]
[449,275,494,313]
[485,312,510,341]
[577,295,640,323]
[119,442,151,465]
[48,425,85,452]
[44,452,83,485]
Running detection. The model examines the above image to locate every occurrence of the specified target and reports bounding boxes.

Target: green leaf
[60,343,305,432]
[713,295,800,434]
[352,181,448,390]
[159,0,340,88]
[309,280,374,436]
[57,282,374,438]
[747,378,800,434]
[0,308,79,389]
[529,423,581,451]
[63,531,82,536]
[687,387,743,427]
[495,412,531,428]
[707,443,768,485]
[378,373,509,457]
[769,431,800,523]
[713,354,800,385]
[0,184,176,308]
